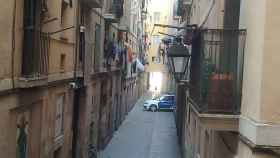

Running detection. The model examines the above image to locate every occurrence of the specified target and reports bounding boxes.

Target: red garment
[128,47,133,63]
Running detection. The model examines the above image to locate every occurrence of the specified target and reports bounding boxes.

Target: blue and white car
[143,94,176,112]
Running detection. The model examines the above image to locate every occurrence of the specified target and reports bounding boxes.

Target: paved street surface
[99,93,181,158]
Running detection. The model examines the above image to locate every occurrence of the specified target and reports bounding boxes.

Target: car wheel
[150,105,157,112]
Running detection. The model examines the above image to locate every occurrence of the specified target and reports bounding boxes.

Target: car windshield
[152,96,160,100]
[152,96,165,101]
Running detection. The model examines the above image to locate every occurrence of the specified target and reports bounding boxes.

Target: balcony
[104,0,124,23]
[189,29,246,115]
[81,0,104,8]
[20,31,50,87]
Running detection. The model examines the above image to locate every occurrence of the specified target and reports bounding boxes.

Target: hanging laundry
[115,44,120,63]
[136,58,145,72]
[128,47,133,63]
[112,42,118,59]
[131,61,137,73]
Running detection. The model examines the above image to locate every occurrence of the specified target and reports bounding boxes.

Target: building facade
[0,0,77,157]
[0,0,147,158]
[175,0,280,158]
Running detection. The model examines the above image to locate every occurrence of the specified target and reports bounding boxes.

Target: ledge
[48,71,74,83]
[0,78,13,92]
[90,67,122,78]
[239,116,280,147]
[18,76,48,88]
[189,98,239,119]
[17,72,75,89]
[188,98,239,131]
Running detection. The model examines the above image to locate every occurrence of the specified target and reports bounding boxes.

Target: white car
[143,94,175,112]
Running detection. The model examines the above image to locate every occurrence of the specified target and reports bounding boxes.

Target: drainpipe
[175,82,186,146]
[72,88,81,158]
[11,0,17,89]
[72,0,81,157]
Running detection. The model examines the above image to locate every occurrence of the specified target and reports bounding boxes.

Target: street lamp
[167,37,191,82]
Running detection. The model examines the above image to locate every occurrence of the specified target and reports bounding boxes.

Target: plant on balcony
[201,58,215,101]
[207,73,234,112]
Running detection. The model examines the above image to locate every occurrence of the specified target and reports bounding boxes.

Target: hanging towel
[136,59,145,72]
[128,47,133,63]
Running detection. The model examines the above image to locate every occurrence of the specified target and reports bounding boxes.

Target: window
[168,96,174,101]
[60,0,71,40]
[94,24,101,71]
[55,94,65,138]
[162,96,173,101]
[61,0,68,26]
[60,54,66,72]
[22,0,40,76]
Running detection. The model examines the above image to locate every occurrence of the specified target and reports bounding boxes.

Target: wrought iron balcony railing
[113,0,124,19]
[81,0,104,8]
[189,29,246,114]
[104,0,124,23]
[21,31,50,78]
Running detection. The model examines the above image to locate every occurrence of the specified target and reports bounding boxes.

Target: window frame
[55,94,65,138]
[94,23,101,71]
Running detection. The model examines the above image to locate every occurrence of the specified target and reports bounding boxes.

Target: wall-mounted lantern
[167,37,191,82]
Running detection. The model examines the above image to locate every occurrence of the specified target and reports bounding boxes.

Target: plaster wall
[239,0,266,122]
[260,0,280,123]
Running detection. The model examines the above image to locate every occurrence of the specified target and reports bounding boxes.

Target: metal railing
[81,0,104,8]
[22,31,50,78]
[189,29,246,114]
[111,0,124,19]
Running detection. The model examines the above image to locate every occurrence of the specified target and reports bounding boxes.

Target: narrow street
[99,93,181,158]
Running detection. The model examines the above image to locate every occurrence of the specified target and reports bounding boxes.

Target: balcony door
[224,0,241,29]
[22,0,43,77]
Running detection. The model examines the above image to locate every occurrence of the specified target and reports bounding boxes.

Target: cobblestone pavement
[99,92,181,158]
